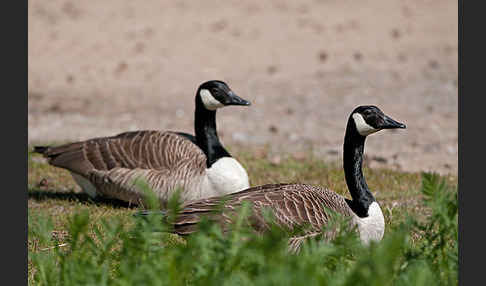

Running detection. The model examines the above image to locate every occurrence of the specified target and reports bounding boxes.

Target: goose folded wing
[39,131,206,176]
[88,165,206,205]
[170,184,354,235]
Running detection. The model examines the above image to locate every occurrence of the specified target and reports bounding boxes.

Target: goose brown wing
[88,162,209,205]
[171,183,353,235]
[35,131,206,177]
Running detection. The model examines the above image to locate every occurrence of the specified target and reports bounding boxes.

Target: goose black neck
[343,120,375,217]
[194,95,231,168]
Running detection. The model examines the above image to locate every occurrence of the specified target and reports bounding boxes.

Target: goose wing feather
[88,165,207,206]
[35,131,206,176]
[170,183,354,236]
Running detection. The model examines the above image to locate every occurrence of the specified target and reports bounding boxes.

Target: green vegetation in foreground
[28,148,458,285]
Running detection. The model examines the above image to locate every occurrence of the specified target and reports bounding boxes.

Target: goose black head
[350,105,406,136]
[197,80,251,111]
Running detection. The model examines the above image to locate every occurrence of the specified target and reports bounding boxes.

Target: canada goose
[34,80,251,206]
[138,105,406,251]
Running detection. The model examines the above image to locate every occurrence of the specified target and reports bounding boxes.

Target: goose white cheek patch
[352,113,379,136]
[200,89,224,110]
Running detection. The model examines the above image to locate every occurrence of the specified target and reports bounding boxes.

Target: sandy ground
[28,0,458,175]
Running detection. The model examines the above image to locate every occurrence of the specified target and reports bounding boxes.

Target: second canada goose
[138,106,406,251]
[34,80,251,206]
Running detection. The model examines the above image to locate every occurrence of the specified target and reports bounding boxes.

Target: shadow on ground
[28,188,138,209]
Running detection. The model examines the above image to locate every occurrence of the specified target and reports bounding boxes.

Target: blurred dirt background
[28,0,458,175]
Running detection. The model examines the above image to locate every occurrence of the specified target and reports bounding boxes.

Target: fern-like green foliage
[29,172,458,286]
[411,173,458,285]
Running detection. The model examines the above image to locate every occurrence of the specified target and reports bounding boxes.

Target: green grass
[28,147,458,285]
